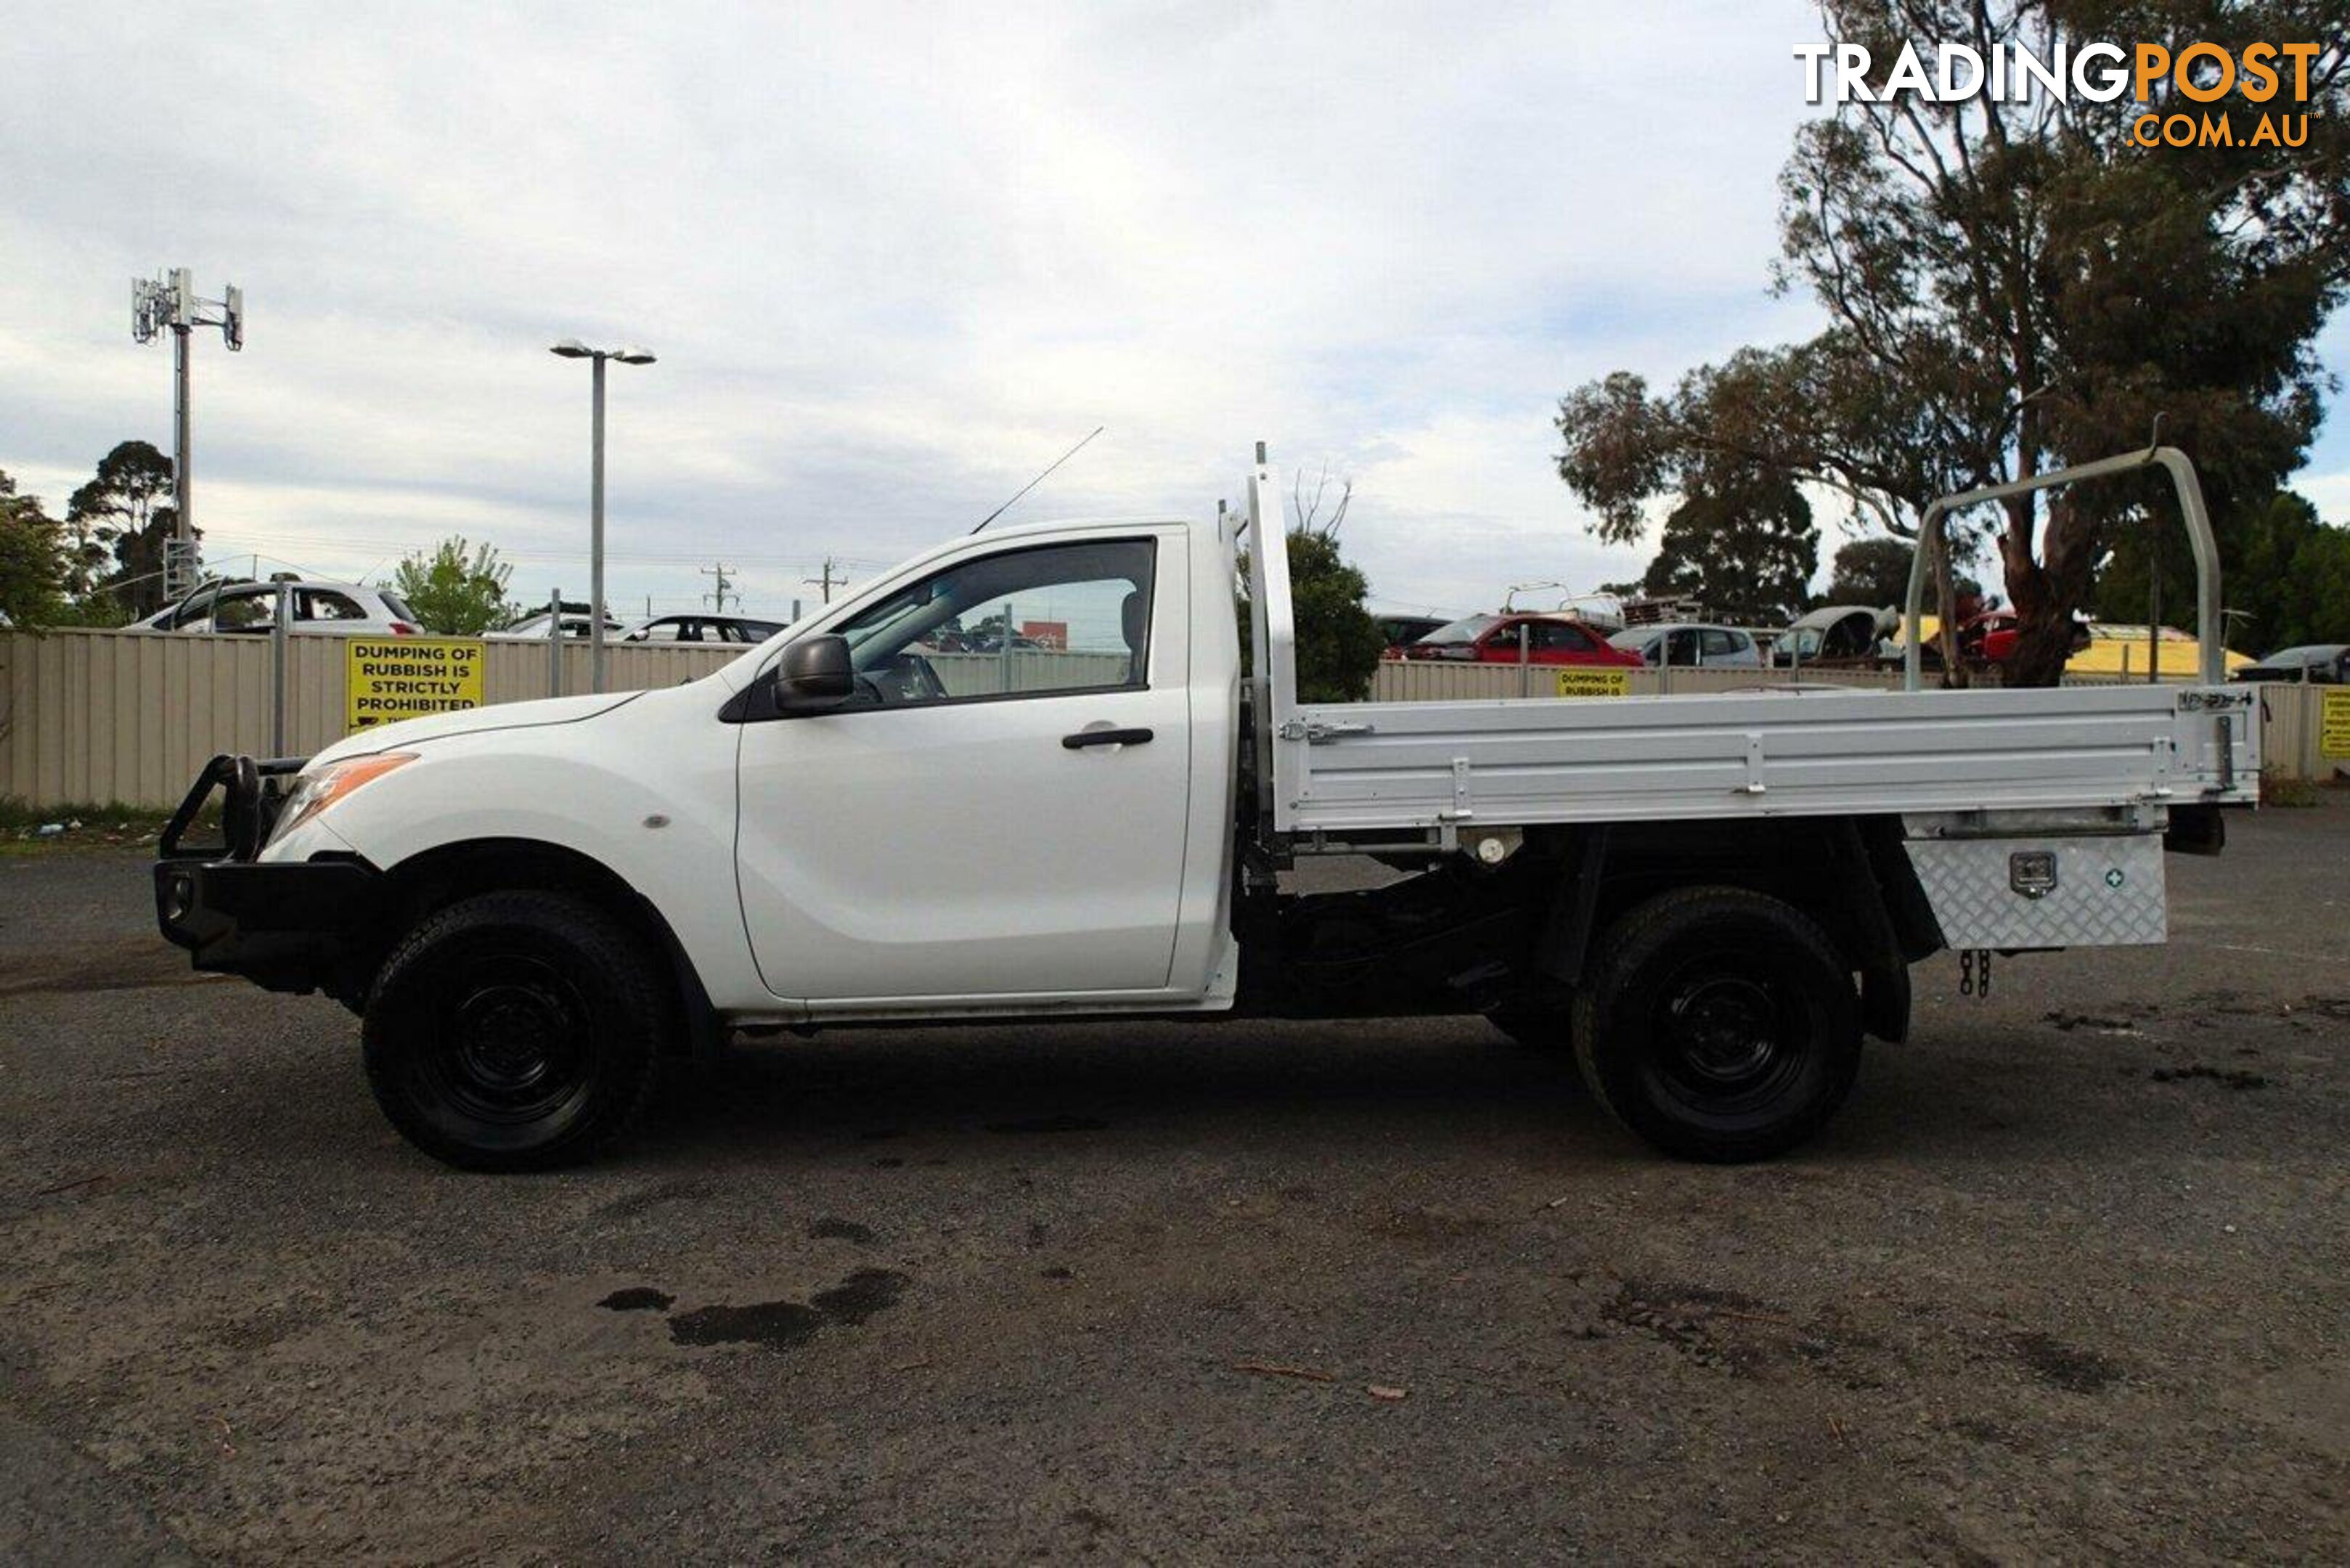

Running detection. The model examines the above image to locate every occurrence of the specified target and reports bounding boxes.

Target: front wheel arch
[349,838,718,1055]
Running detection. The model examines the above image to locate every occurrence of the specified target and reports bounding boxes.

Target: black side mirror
[775,634,855,712]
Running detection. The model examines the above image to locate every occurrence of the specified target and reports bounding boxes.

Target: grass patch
[0,796,209,854]
[2261,775,2325,808]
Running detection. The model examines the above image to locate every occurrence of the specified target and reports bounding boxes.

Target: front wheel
[1572,887,1860,1162]
[362,891,668,1171]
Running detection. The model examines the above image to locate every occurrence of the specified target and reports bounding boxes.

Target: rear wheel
[1571,887,1859,1162]
[362,891,667,1171]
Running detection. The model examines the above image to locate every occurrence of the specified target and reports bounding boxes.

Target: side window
[1527,621,1592,654]
[1701,629,1742,659]
[211,590,274,632]
[302,590,368,621]
[829,538,1155,706]
[168,589,215,629]
[638,619,688,642]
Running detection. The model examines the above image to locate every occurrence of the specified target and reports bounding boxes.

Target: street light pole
[590,352,607,694]
[551,338,655,694]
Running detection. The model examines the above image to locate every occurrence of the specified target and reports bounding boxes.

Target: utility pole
[804,556,841,604]
[701,561,738,613]
[134,269,244,602]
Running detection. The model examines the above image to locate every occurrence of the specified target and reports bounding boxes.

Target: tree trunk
[2002,498,2096,688]
[1930,544,1967,688]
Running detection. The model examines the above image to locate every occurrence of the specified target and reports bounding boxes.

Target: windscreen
[1417,613,1498,645]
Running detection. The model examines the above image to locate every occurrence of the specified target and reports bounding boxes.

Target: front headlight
[270,752,417,843]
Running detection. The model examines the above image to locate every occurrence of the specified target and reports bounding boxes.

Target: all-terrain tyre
[362,891,668,1171]
[1570,886,1860,1162]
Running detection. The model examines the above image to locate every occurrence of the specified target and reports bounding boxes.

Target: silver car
[1607,622,1763,669]
[486,609,631,642]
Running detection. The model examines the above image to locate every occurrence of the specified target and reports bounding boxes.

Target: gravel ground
[1,801,2346,1563]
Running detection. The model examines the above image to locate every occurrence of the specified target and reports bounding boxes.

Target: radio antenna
[971,425,1103,534]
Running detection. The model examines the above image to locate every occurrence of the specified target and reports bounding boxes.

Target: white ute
[155,444,2256,1169]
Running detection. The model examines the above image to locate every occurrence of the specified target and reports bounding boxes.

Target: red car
[1390,613,1645,668]
[1958,609,2089,664]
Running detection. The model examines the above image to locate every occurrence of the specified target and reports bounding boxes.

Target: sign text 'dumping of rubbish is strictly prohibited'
[346,639,484,729]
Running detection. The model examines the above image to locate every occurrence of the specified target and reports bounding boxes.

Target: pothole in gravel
[598,1286,674,1312]
[2149,1063,2269,1090]
[2008,1330,2122,1394]
[664,1268,911,1353]
[669,1299,828,1351]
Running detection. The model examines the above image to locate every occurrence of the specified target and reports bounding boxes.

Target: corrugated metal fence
[2,630,2340,808]
[1,631,738,808]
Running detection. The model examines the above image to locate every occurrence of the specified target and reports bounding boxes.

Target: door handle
[1062,727,1154,749]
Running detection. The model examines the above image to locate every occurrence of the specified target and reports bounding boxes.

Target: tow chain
[1959,947,1994,999]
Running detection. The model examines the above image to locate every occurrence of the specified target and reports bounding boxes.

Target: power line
[189,527,896,572]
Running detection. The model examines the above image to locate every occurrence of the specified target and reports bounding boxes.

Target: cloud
[4,3,2338,626]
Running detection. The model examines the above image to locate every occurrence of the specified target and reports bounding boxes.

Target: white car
[153,444,2254,1172]
[486,609,630,642]
[1607,622,1765,669]
[139,579,421,636]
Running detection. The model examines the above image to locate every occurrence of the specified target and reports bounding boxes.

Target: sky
[4,2,2344,626]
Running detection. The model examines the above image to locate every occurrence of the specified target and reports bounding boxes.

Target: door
[1526,620,1605,664]
[1700,628,1750,667]
[734,533,1191,1003]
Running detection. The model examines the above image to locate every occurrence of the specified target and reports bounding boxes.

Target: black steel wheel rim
[420,950,595,1127]
[1644,954,1815,1117]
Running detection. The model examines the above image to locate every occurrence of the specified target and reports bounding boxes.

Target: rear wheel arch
[1522,815,1923,1043]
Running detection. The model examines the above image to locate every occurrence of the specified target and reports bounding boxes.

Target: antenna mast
[971,425,1104,534]
[134,268,244,601]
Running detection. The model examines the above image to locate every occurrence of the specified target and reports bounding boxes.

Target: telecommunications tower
[134,269,244,600]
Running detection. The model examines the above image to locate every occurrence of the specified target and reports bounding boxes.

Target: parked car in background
[1374,613,1447,651]
[136,579,421,637]
[1951,608,2097,666]
[620,613,789,645]
[1607,622,1763,669]
[1768,605,1893,668]
[1390,612,1644,667]
[2232,643,2348,684]
[488,608,631,642]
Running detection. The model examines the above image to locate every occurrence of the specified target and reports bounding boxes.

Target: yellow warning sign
[346,638,485,730]
[1554,667,1631,699]
[2322,687,2350,759]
